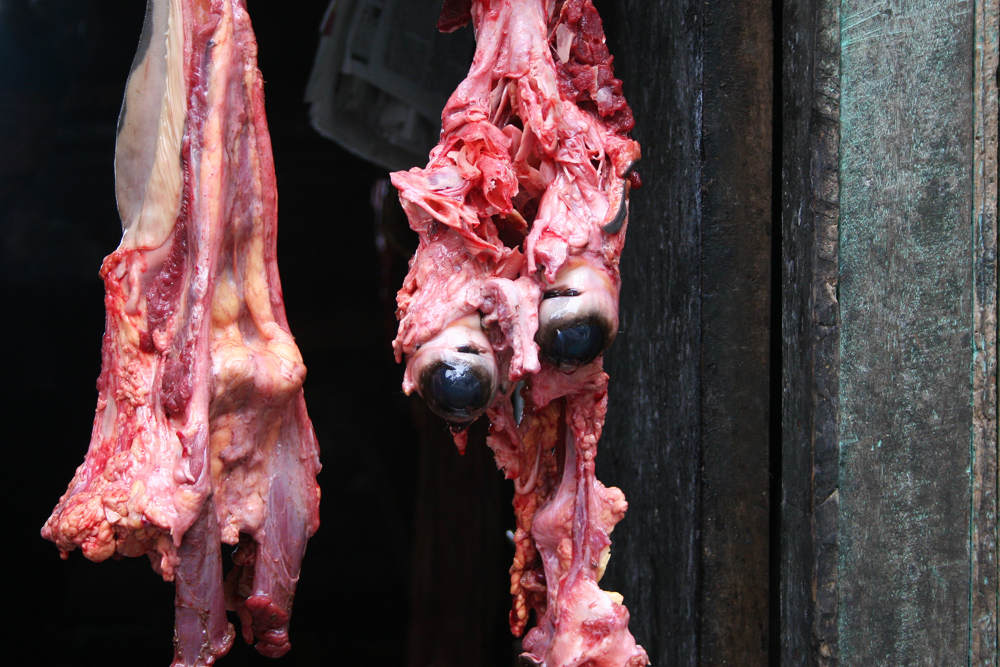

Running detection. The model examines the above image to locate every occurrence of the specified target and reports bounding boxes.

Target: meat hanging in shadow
[41,1,321,665]
[391,1,647,665]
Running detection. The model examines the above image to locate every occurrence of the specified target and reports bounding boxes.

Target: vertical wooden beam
[698,0,773,662]
[834,0,997,663]
[599,0,703,663]
[602,0,773,663]
[785,0,998,663]
[969,0,999,658]
[781,0,842,662]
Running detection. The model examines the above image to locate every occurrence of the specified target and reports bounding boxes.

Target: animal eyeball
[536,316,613,369]
[535,263,619,370]
[548,320,606,366]
[420,359,495,424]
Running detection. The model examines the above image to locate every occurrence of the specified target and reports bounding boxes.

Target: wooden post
[782,0,999,663]
[780,0,842,661]
[601,0,774,664]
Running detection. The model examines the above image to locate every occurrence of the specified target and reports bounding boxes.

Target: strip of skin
[392,1,645,665]
[42,1,320,665]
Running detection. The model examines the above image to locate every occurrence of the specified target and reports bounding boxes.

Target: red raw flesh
[553,0,636,137]
[437,0,474,32]
[393,0,647,665]
[41,2,321,665]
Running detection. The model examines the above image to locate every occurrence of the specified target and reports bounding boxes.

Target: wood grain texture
[970,0,999,660]
[780,0,842,662]
[698,0,773,661]
[836,0,991,662]
[599,1,704,664]
[601,0,773,663]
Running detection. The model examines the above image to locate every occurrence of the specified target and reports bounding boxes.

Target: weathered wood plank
[780,0,842,661]
[601,0,773,663]
[698,0,773,661]
[836,0,989,662]
[969,0,999,660]
[599,1,704,665]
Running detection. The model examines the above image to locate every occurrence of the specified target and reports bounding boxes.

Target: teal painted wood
[837,0,996,663]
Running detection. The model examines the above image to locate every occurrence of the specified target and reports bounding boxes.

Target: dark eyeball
[406,314,499,426]
[548,321,606,366]
[536,316,613,369]
[420,360,494,424]
[536,263,619,370]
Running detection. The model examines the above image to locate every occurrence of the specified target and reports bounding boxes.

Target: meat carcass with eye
[391,1,648,665]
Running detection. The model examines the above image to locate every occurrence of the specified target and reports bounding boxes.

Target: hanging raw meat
[392,0,647,665]
[41,1,321,665]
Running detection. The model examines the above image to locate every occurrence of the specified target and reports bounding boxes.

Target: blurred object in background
[305,0,474,171]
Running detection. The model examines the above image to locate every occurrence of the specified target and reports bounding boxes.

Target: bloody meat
[41,1,320,665]
[392,0,648,665]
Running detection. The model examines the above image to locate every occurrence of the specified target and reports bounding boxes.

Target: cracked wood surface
[781,0,842,662]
